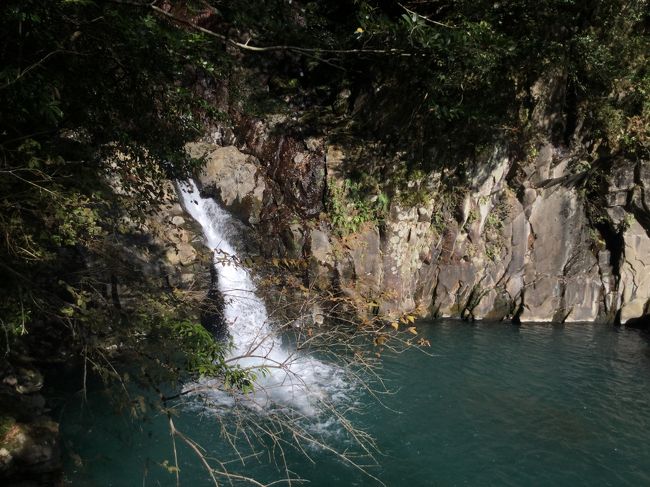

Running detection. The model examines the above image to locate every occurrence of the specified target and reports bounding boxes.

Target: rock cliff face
[182,64,649,327]
[189,130,649,325]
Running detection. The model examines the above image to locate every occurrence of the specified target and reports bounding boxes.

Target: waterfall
[177,180,347,415]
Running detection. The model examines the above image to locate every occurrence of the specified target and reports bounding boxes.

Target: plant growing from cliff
[431,211,447,236]
[485,212,503,231]
[463,209,479,232]
[0,0,221,355]
[620,213,635,232]
[327,179,388,236]
[588,227,606,251]
[485,241,504,262]
[485,193,511,232]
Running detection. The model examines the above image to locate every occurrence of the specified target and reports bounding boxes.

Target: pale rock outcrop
[379,204,436,316]
[519,187,600,322]
[189,143,266,225]
[308,228,335,290]
[193,142,649,325]
[619,217,650,324]
[337,226,383,302]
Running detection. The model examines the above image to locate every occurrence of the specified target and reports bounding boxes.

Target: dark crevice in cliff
[563,80,579,147]
[633,162,650,235]
[429,268,441,318]
[593,218,625,324]
[596,222,624,279]
[511,300,524,325]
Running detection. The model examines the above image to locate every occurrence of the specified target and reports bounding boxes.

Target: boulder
[165,242,197,267]
[193,144,266,225]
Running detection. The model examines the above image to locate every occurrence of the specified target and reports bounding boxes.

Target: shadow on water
[633,325,650,359]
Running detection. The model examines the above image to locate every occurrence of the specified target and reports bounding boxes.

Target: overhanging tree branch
[104,0,415,57]
[397,2,458,29]
[151,4,414,57]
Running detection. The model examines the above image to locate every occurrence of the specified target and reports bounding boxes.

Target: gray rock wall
[187,136,649,326]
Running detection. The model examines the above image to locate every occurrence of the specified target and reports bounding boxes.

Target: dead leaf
[374,335,388,346]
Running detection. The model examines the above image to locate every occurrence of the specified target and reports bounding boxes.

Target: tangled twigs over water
[155,251,429,486]
[166,180,430,485]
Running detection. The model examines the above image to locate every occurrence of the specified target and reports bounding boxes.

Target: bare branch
[147,4,414,58]
[397,2,458,29]
[0,50,84,91]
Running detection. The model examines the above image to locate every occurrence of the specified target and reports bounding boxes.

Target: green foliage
[431,211,446,236]
[391,168,433,207]
[594,72,650,158]
[170,320,223,373]
[0,0,227,376]
[485,194,511,232]
[327,179,389,236]
[485,212,503,232]
[620,213,635,232]
[588,227,606,250]
[483,193,511,261]
[153,319,256,391]
[462,209,479,232]
[485,242,504,262]
[314,0,649,172]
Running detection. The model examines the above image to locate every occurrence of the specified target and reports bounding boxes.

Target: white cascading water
[177,179,347,416]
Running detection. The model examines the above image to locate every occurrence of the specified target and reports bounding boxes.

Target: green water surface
[57,321,650,486]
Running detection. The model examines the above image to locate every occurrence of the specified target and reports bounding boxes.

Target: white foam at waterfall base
[177,180,350,417]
